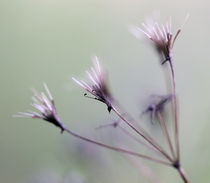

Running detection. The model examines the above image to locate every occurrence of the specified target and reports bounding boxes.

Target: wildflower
[130,15,188,64]
[72,56,112,112]
[142,94,174,124]
[14,83,65,132]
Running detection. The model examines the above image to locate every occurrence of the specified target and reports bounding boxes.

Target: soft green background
[1,0,210,182]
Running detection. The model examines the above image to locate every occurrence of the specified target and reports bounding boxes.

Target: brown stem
[111,100,155,141]
[169,58,180,160]
[96,122,166,159]
[177,166,190,183]
[63,126,171,166]
[157,111,176,159]
[111,105,173,162]
[118,126,165,158]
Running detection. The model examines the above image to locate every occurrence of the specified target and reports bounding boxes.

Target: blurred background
[1,0,210,182]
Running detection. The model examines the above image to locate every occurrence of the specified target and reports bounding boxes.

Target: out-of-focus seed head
[142,94,174,124]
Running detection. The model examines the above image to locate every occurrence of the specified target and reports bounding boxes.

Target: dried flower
[142,94,174,124]
[130,15,188,64]
[72,56,112,112]
[14,83,64,132]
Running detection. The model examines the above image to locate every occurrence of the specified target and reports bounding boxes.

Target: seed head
[14,83,64,132]
[72,56,112,112]
[130,15,189,64]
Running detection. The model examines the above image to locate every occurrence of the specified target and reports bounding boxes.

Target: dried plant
[72,56,112,112]
[15,14,190,183]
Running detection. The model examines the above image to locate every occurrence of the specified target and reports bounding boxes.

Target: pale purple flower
[72,56,112,112]
[14,83,64,132]
[130,15,188,64]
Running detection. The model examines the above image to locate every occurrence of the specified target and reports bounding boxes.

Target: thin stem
[177,166,190,183]
[157,111,176,160]
[169,58,180,160]
[119,126,166,158]
[172,29,181,48]
[111,105,173,162]
[96,122,166,159]
[63,126,171,166]
[111,100,154,139]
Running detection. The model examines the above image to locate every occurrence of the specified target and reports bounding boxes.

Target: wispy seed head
[130,15,189,64]
[14,83,64,132]
[72,56,112,112]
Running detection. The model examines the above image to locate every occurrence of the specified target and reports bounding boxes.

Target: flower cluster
[14,13,191,183]
[72,56,112,112]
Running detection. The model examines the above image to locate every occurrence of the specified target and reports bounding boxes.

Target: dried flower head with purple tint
[14,83,64,132]
[142,94,174,124]
[72,56,112,112]
[130,15,189,64]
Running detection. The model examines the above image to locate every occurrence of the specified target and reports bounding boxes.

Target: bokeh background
[1,0,210,182]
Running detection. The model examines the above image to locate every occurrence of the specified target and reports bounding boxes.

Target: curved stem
[63,126,171,166]
[111,105,173,162]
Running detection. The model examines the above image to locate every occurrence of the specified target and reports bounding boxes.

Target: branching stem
[111,105,173,162]
[62,126,171,166]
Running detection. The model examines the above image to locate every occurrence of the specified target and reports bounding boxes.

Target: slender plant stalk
[62,126,171,166]
[157,111,176,159]
[111,100,156,141]
[118,126,166,158]
[169,57,190,183]
[169,58,180,161]
[177,166,190,183]
[96,121,167,159]
[65,123,190,182]
[111,105,173,162]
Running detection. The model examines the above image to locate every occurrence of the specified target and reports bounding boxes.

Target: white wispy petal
[72,56,104,94]
[16,84,56,119]
[129,15,185,63]
[14,84,64,131]
[43,82,53,101]
[72,56,112,111]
